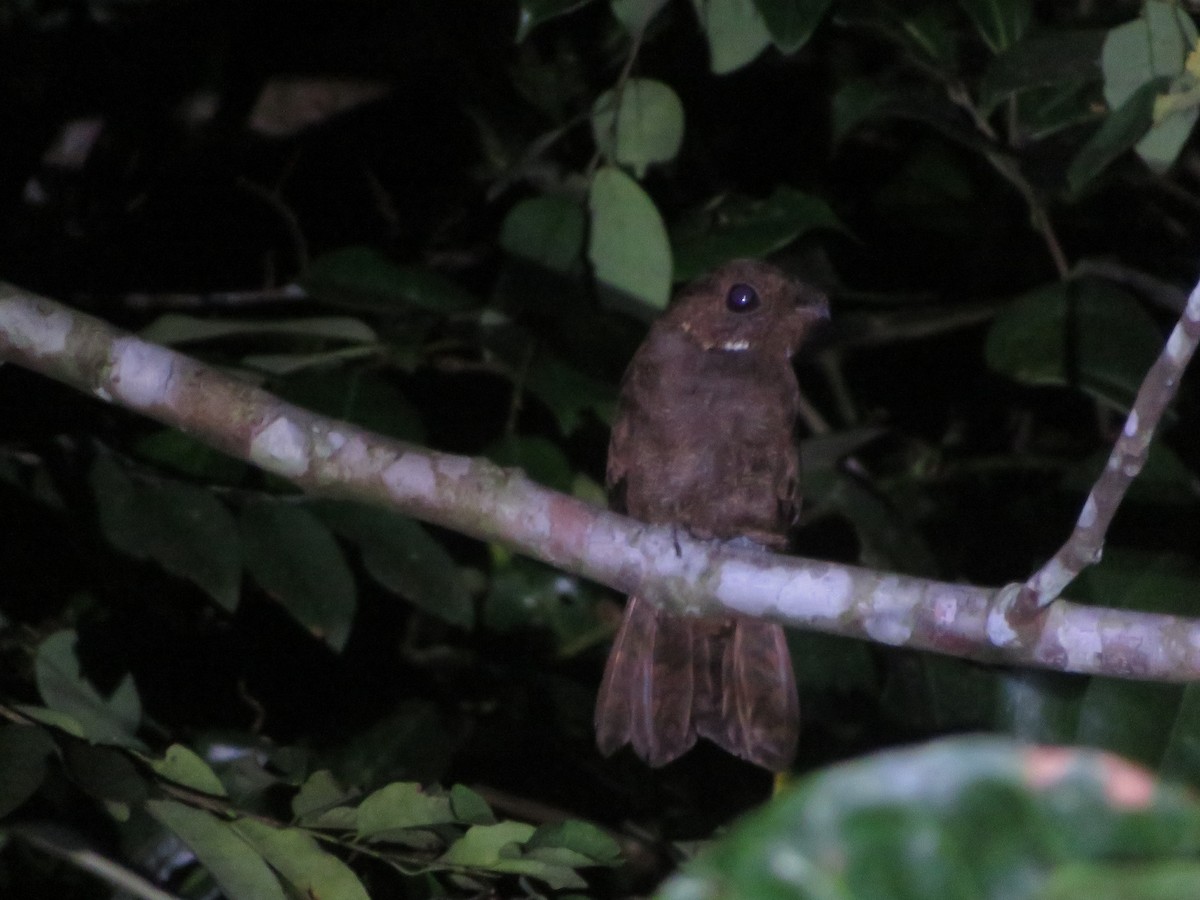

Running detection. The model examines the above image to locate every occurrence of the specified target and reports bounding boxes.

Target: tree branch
[3,281,1200,681]
[1011,275,1200,618]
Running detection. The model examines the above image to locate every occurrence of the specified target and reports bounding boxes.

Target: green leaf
[984,279,1164,411]
[134,429,249,483]
[12,705,86,739]
[147,800,287,900]
[91,454,242,611]
[292,770,353,821]
[1068,77,1170,194]
[958,0,1031,54]
[450,784,496,825]
[483,555,598,648]
[1042,862,1200,900]
[311,499,473,629]
[35,630,144,748]
[672,186,845,282]
[149,744,227,797]
[301,247,477,314]
[356,782,457,839]
[139,315,377,347]
[500,195,586,274]
[979,30,1106,113]
[516,0,595,41]
[592,78,684,177]
[232,818,371,900]
[240,500,357,652]
[487,435,574,492]
[1102,1,1196,109]
[1098,1,1199,175]
[273,369,426,442]
[752,0,832,53]
[527,820,622,865]
[1074,679,1182,769]
[441,821,535,866]
[62,742,148,805]
[0,724,55,818]
[660,737,1200,899]
[587,165,672,312]
[689,0,772,74]
[610,0,669,33]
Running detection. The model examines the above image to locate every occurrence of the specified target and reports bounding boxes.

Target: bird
[594,258,828,771]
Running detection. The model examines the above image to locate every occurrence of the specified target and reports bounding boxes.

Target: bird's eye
[726,283,760,313]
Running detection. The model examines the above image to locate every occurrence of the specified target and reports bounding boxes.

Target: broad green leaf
[661,737,1200,899]
[1161,684,1200,783]
[301,247,476,314]
[140,315,376,346]
[1068,77,1170,194]
[91,454,242,611]
[274,369,426,443]
[62,742,148,804]
[450,784,496,825]
[1102,1,1196,109]
[12,705,85,738]
[958,0,1031,54]
[311,500,473,629]
[831,78,892,143]
[147,800,287,900]
[292,770,353,821]
[689,0,772,74]
[487,434,573,491]
[134,429,248,483]
[500,195,585,274]
[441,821,535,866]
[527,820,622,865]
[1100,1,1199,175]
[516,0,594,41]
[592,78,684,177]
[611,0,669,33]
[1074,679,1182,769]
[672,186,844,281]
[356,782,456,839]
[1042,863,1200,900]
[979,30,1105,113]
[232,818,371,900]
[0,724,54,818]
[984,279,1163,411]
[149,744,227,797]
[483,555,598,647]
[240,500,357,652]
[752,0,832,52]
[35,630,143,748]
[587,165,672,311]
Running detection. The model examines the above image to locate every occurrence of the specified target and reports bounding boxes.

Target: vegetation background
[4,0,1200,897]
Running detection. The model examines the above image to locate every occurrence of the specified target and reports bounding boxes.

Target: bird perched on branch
[594,258,829,772]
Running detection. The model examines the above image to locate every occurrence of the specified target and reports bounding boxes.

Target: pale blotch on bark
[1,301,71,356]
[251,416,309,478]
[383,452,436,503]
[109,337,176,409]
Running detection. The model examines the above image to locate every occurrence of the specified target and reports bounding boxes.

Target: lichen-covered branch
[1012,278,1200,619]
[4,282,1200,681]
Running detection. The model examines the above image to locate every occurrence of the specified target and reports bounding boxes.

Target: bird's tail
[594,595,799,771]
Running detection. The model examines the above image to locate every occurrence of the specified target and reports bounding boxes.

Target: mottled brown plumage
[595,259,828,771]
